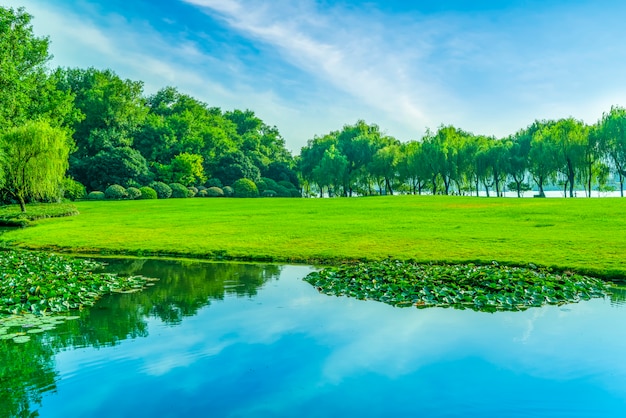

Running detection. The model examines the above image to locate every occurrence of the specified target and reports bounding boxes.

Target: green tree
[0,7,78,132]
[551,118,587,197]
[527,120,560,197]
[0,120,70,211]
[598,106,626,196]
[158,152,206,186]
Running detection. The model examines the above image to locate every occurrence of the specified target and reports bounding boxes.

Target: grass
[0,196,625,278]
[0,203,79,227]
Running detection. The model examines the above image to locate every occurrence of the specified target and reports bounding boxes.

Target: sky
[4,0,626,152]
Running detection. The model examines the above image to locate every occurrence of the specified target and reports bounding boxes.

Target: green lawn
[1,196,625,278]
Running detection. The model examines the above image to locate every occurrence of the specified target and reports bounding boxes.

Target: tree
[598,106,626,196]
[0,120,70,211]
[508,131,531,197]
[82,146,151,191]
[527,120,560,197]
[158,152,206,186]
[551,118,587,197]
[0,7,76,129]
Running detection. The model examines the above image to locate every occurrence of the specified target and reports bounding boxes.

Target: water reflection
[0,259,281,418]
[1,259,626,418]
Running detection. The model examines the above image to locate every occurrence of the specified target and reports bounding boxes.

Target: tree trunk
[18,196,26,213]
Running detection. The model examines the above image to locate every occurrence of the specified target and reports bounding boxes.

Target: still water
[2,258,626,417]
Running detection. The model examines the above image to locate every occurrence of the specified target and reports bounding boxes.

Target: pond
[2,258,626,417]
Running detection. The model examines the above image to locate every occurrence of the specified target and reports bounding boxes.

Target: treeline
[0,6,299,211]
[299,113,626,198]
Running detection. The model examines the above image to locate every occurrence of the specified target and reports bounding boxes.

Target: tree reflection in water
[0,259,281,418]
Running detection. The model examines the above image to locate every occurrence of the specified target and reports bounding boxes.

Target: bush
[139,186,157,199]
[63,178,86,201]
[233,178,259,198]
[197,189,208,197]
[205,178,223,188]
[86,191,105,200]
[260,177,279,193]
[169,183,191,198]
[262,190,277,197]
[149,182,172,199]
[188,186,198,197]
[197,185,207,192]
[223,186,234,197]
[105,184,128,200]
[126,187,142,200]
[206,187,224,197]
[126,187,141,200]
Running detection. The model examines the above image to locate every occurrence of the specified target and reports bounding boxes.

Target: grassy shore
[1,196,625,278]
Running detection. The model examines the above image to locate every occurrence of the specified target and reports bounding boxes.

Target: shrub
[197,189,208,197]
[188,186,198,197]
[205,178,223,188]
[197,185,207,192]
[260,177,279,192]
[262,190,277,197]
[86,191,105,200]
[169,183,191,198]
[275,185,292,197]
[223,186,234,197]
[139,186,157,199]
[233,178,259,198]
[63,178,86,201]
[105,184,128,200]
[206,187,224,197]
[149,181,172,199]
[278,180,297,191]
[126,187,142,200]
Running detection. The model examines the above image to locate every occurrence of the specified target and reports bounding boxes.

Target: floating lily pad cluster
[304,260,612,311]
[0,313,80,344]
[0,250,155,316]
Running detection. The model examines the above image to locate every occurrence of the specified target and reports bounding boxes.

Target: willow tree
[0,120,70,211]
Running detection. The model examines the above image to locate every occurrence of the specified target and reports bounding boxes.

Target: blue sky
[5,0,626,152]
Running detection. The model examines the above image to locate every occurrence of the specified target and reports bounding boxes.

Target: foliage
[206,187,224,197]
[75,146,151,191]
[232,178,259,198]
[149,181,172,199]
[104,184,128,200]
[205,178,223,188]
[86,191,105,200]
[304,260,612,311]
[0,6,76,129]
[169,182,192,198]
[262,190,277,197]
[158,153,206,186]
[126,187,142,200]
[0,120,71,211]
[62,177,86,201]
[0,250,152,316]
[0,203,78,227]
[139,186,157,200]
[222,186,234,197]
[197,189,208,197]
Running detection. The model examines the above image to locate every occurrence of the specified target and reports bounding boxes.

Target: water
[2,258,626,417]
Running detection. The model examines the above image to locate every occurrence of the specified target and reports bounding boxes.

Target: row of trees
[299,112,626,198]
[0,6,299,211]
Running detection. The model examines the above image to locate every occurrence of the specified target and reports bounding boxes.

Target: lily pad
[12,335,31,344]
[304,260,612,312]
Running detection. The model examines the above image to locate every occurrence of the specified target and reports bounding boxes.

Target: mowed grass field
[1,195,625,278]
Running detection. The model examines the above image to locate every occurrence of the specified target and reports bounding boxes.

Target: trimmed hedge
[105,184,128,200]
[126,187,142,200]
[149,182,172,199]
[63,178,86,201]
[87,191,105,200]
[223,186,234,197]
[169,183,191,198]
[206,187,224,197]
[139,186,157,199]
[233,179,259,198]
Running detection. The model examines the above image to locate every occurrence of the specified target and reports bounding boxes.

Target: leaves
[304,260,612,312]
[0,250,154,316]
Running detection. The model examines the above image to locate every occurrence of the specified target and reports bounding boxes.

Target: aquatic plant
[304,260,612,312]
[0,250,154,317]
